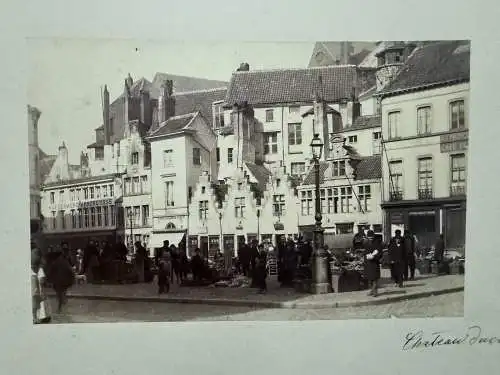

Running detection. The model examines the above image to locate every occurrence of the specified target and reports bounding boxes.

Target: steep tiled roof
[108,74,227,143]
[336,115,381,133]
[354,156,381,180]
[301,155,381,185]
[359,85,376,99]
[224,66,374,107]
[151,73,227,97]
[378,40,470,96]
[40,155,57,183]
[173,88,227,125]
[302,162,329,185]
[245,162,272,191]
[148,113,197,138]
[148,88,227,135]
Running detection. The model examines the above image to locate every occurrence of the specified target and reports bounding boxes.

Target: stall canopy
[150,232,186,248]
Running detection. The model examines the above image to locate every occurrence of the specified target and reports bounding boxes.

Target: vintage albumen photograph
[28,40,468,323]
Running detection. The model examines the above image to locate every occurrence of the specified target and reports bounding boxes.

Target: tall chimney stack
[103,85,111,144]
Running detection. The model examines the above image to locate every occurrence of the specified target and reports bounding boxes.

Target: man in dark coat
[249,241,260,288]
[47,250,75,313]
[83,240,100,283]
[434,234,445,273]
[403,230,416,281]
[239,243,250,277]
[170,245,181,284]
[254,256,267,294]
[434,234,445,263]
[300,241,313,265]
[190,248,204,282]
[363,230,382,297]
[388,230,405,288]
[249,240,259,272]
[134,241,147,283]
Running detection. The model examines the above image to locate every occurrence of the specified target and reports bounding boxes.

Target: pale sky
[28,39,314,163]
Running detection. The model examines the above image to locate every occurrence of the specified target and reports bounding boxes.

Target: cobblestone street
[49,291,463,323]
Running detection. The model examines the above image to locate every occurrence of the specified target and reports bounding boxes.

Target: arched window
[166,222,176,230]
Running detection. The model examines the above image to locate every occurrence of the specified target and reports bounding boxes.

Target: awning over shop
[150,232,186,248]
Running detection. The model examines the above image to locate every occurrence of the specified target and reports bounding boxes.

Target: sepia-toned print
[28,40,468,323]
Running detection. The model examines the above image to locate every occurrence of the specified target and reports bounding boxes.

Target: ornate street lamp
[310,133,330,294]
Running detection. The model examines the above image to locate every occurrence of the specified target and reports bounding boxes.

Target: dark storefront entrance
[383,198,466,250]
[44,230,119,250]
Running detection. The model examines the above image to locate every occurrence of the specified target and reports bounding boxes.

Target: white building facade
[378,40,470,250]
[297,133,383,243]
[41,142,124,248]
[147,112,217,252]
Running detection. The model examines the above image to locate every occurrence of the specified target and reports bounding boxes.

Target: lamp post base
[311,248,331,294]
[310,282,331,294]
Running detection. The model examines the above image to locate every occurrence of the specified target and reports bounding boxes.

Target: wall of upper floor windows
[381,83,469,141]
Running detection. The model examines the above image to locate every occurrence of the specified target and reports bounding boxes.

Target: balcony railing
[450,185,467,197]
[389,190,403,201]
[418,188,434,200]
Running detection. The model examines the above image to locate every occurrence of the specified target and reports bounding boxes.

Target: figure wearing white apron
[33,267,51,324]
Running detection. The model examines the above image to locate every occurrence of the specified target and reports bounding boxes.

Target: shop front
[43,229,119,250]
[383,197,466,250]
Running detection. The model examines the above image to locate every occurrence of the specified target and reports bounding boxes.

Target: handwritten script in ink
[403,326,500,351]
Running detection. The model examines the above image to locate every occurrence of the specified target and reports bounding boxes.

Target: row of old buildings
[31,40,469,258]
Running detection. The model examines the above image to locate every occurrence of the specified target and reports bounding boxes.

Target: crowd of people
[352,228,447,297]
[30,228,449,322]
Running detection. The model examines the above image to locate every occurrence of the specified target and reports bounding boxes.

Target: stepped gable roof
[301,155,381,185]
[148,113,198,139]
[224,65,374,107]
[378,40,470,97]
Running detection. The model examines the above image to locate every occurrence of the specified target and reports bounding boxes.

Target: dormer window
[385,50,403,65]
[332,160,346,177]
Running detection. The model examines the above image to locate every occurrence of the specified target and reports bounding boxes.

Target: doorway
[408,211,436,249]
[199,236,209,259]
